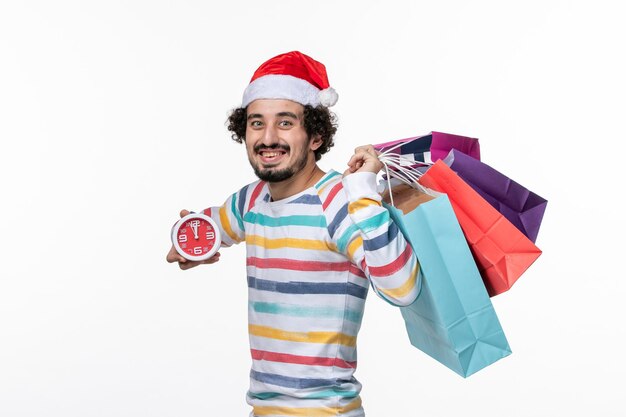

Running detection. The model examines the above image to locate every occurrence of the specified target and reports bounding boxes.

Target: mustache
[253,144,290,153]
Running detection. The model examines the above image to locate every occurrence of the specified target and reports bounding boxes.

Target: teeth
[262,152,282,157]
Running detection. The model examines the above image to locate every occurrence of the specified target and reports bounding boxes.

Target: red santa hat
[242,51,338,108]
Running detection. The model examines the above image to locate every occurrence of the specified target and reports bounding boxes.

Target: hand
[166,209,221,270]
[344,145,384,176]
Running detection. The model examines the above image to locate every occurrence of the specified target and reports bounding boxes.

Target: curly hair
[226,105,338,161]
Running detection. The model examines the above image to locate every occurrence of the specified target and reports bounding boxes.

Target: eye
[278,120,293,128]
[249,120,263,128]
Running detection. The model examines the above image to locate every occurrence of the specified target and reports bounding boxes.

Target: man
[166,51,421,416]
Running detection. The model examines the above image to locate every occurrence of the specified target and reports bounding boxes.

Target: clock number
[206,231,215,240]
[193,247,202,255]
[178,234,188,243]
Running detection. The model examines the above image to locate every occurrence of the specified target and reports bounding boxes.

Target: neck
[267,162,325,201]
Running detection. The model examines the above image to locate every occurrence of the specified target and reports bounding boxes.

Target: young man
[166,51,421,417]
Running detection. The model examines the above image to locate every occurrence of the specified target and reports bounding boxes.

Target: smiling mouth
[258,149,288,164]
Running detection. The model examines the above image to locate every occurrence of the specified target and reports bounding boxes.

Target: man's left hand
[344,145,383,176]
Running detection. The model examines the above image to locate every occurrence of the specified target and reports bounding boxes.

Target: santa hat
[242,51,338,108]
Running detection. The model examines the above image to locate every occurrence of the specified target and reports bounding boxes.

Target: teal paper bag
[383,186,512,377]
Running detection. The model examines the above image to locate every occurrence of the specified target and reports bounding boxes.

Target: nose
[260,123,279,146]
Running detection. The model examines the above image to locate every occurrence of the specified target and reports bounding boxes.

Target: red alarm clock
[171,212,221,261]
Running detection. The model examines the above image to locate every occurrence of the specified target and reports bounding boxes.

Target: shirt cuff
[342,172,382,203]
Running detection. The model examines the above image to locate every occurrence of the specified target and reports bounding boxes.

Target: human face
[245,99,320,183]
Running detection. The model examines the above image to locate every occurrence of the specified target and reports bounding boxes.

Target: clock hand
[192,223,199,239]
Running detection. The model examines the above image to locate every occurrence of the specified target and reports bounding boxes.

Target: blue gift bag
[383,186,512,377]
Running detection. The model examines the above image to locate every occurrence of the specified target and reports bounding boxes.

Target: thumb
[179,209,191,218]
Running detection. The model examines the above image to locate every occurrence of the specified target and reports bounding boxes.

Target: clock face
[172,213,220,261]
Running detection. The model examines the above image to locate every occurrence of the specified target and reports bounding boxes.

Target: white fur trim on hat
[243,74,323,107]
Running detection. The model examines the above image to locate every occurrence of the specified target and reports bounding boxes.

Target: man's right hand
[166,209,221,270]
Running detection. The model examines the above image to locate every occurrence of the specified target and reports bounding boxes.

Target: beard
[249,142,310,183]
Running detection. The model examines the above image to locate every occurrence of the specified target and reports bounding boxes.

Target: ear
[309,134,323,151]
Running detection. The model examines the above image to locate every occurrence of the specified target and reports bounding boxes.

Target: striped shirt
[204,170,421,417]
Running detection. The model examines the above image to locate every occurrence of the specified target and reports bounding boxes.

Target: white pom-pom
[318,87,338,107]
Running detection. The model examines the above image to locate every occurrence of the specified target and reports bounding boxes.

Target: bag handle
[378,150,435,207]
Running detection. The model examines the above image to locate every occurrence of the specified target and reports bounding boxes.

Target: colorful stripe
[349,263,366,279]
[363,221,399,251]
[253,397,362,416]
[321,181,343,210]
[379,263,419,299]
[251,349,356,369]
[231,192,244,231]
[346,236,363,261]
[246,235,334,251]
[251,370,339,389]
[327,203,349,238]
[348,198,381,214]
[314,171,341,190]
[250,301,363,323]
[249,325,357,347]
[248,277,368,299]
[354,211,389,233]
[248,391,281,400]
[248,257,352,272]
[244,212,327,228]
[336,223,359,253]
[367,244,413,277]
[237,184,249,219]
[249,389,359,400]
[219,204,240,242]
[304,389,359,399]
[247,181,265,212]
[289,194,321,205]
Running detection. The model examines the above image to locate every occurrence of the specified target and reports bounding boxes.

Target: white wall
[1,1,624,416]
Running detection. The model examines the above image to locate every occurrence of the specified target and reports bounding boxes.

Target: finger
[355,145,376,154]
[354,145,373,152]
[362,146,379,158]
[179,209,190,218]
[177,251,221,269]
[347,151,367,167]
[169,254,186,264]
[179,259,200,270]
[349,151,373,167]
[348,152,384,174]
[203,252,221,264]
[166,246,186,263]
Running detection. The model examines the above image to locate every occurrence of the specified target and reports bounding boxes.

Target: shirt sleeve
[201,186,249,248]
[337,172,421,306]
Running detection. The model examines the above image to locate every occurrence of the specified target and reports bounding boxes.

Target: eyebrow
[247,111,300,120]
[276,112,299,119]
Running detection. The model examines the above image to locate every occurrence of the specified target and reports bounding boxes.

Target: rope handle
[378,151,436,207]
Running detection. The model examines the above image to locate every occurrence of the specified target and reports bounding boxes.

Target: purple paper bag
[442,149,547,243]
[374,131,481,163]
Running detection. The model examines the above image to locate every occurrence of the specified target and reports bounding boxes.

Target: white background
[1,1,624,416]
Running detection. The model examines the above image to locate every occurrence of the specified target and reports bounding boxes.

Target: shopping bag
[382,184,511,377]
[374,131,481,163]
[419,161,542,297]
[443,149,547,243]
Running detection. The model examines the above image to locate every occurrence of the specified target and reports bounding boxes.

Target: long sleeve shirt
[203,170,421,417]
